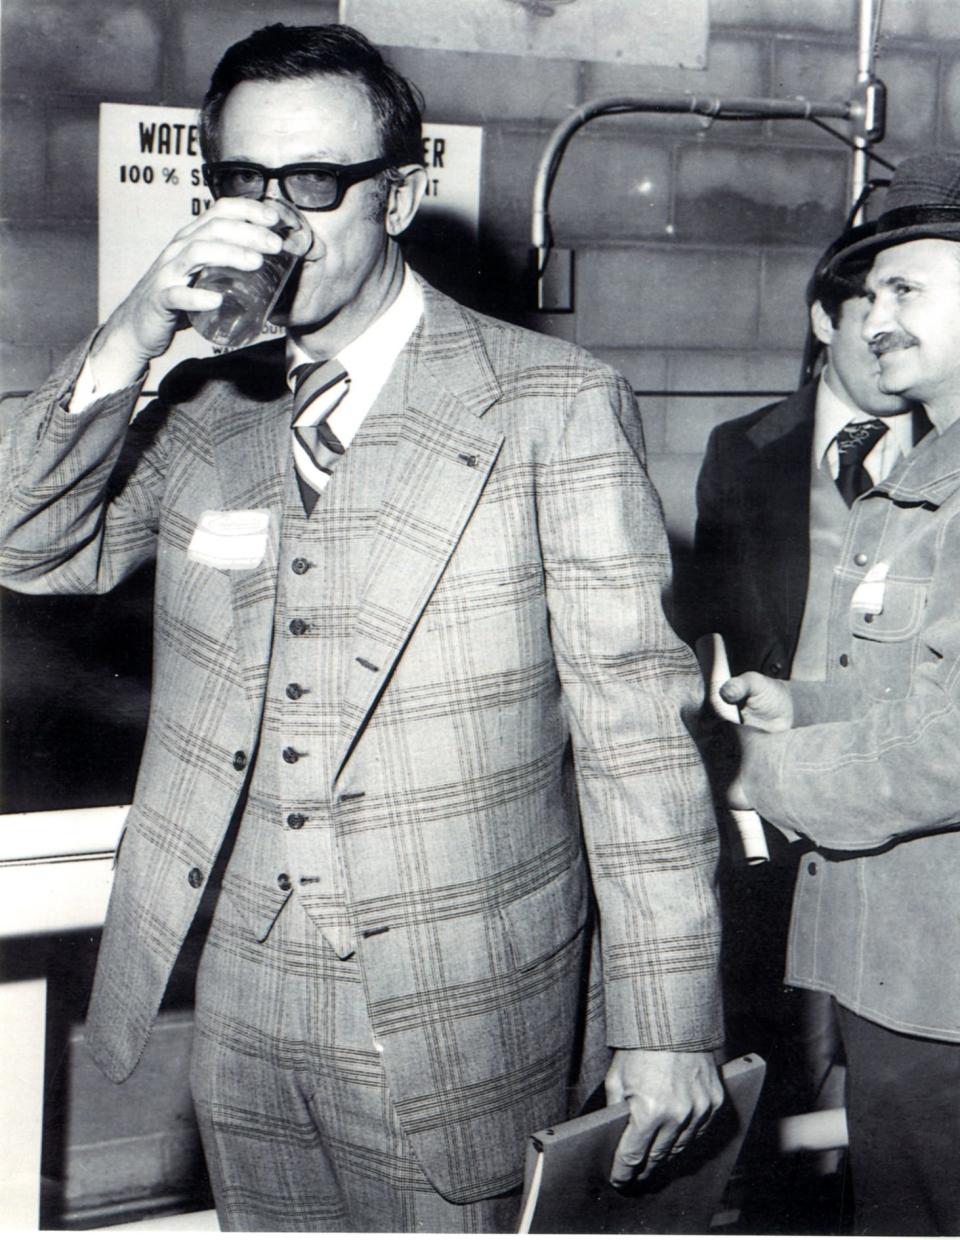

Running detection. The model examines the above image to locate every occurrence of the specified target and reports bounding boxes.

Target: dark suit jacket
[688,383,817,679]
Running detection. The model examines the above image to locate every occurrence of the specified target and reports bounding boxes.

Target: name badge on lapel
[188,510,271,570]
[851,561,889,615]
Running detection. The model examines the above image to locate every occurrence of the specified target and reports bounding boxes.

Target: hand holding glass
[188,199,311,350]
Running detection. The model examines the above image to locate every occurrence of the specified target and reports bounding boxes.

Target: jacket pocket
[499,861,589,973]
[851,579,926,642]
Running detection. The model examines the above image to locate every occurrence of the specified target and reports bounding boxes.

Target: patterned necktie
[835,417,888,507]
[291,359,350,516]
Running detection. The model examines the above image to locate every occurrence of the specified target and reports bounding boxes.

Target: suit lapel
[744,384,816,656]
[336,286,505,776]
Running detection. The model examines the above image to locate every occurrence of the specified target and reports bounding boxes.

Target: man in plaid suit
[0,23,723,1231]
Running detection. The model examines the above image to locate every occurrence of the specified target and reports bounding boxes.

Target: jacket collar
[406,277,502,418]
[744,382,817,453]
[868,412,960,507]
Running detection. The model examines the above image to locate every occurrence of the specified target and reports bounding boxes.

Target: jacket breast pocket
[402,573,551,688]
[422,564,545,635]
[851,578,927,700]
[850,579,926,641]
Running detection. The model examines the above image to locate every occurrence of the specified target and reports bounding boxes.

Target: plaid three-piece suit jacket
[0,279,722,1201]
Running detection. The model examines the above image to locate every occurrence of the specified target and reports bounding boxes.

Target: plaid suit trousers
[190,890,522,1232]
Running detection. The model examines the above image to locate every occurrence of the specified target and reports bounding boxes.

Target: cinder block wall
[3,0,957,545]
[1,0,957,1223]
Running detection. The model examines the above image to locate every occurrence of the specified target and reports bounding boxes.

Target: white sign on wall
[97,103,482,388]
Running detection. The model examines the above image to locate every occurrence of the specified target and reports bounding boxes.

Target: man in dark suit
[692,224,926,687]
[0,22,723,1232]
[685,225,928,1122]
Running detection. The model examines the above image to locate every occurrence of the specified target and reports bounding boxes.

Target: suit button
[838,653,849,667]
[277,873,292,892]
[854,552,868,566]
[232,750,247,770]
[769,661,783,677]
[289,618,308,636]
[291,558,310,575]
[807,861,818,876]
[287,813,306,829]
[286,683,304,700]
[188,867,204,888]
[282,746,302,764]
[864,613,875,623]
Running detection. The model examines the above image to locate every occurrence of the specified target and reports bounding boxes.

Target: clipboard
[517,1054,766,1234]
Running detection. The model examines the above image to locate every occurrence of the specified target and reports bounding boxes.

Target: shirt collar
[285,266,424,392]
[812,365,914,468]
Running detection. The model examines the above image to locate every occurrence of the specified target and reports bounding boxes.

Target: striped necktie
[291,359,350,516]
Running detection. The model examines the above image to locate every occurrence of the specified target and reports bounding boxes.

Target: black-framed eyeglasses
[202,157,393,211]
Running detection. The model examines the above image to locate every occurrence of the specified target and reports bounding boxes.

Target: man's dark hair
[805,220,878,326]
[199,23,424,173]
[799,220,879,382]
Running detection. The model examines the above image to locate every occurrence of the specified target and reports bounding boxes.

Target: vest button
[232,750,247,770]
[287,813,306,829]
[282,746,302,764]
[838,653,849,667]
[768,661,783,677]
[286,683,304,700]
[807,861,818,876]
[277,873,292,892]
[289,618,308,636]
[854,552,869,566]
[291,557,310,575]
[187,867,204,888]
[864,613,875,623]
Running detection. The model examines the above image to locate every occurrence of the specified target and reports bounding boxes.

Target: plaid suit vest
[219,378,403,953]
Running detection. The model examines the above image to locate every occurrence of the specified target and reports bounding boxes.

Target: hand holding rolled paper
[718,671,795,734]
[695,634,770,865]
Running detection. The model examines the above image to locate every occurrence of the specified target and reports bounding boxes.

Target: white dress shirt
[813,366,916,486]
[285,266,423,450]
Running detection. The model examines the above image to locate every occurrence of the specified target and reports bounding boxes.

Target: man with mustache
[720,151,960,1236]
[685,224,927,1186]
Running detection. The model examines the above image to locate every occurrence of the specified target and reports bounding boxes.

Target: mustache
[869,330,920,357]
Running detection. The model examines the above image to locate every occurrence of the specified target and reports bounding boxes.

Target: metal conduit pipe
[851,0,883,214]
[531,88,880,309]
[531,0,887,309]
[532,92,855,255]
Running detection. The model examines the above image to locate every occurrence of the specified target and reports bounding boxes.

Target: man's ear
[810,299,836,348]
[385,165,428,237]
